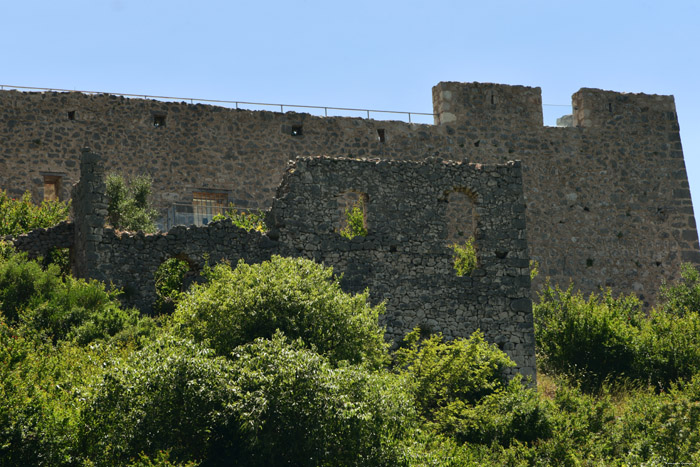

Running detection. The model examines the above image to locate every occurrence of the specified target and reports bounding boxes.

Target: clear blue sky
[3,0,699,221]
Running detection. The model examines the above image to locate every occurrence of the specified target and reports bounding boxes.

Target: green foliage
[106,173,158,233]
[211,205,267,232]
[0,189,70,237]
[534,284,642,390]
[42,246,70,277]
[529,259,539,280]
[228,333,413,466]
[659,262,700,316]
[535,279,700,392]
[451,237,477,276]
[0,250,144,345]
[172,255,389,367]
[434,376,552,446]
[80,336,240,465]
[153,258,190,315]
[394,329,514,421]
[340,199,368,239]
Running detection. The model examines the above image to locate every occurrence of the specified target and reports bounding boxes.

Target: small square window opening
[377,129,386,143]
[291,125,303,136]
[67,111,76,121]
[153,115,166,128]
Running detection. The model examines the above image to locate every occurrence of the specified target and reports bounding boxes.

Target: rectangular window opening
[377,128,386,143]
[192,191,228,225]
[67,111,76,121]
[291,125,303,136]
[153,115,166,128]
[43,175,62,201]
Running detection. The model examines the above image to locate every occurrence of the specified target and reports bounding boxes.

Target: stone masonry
[0,81,697,306]
[13,150,533,377]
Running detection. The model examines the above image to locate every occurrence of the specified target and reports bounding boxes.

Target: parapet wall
[0,81,697,306]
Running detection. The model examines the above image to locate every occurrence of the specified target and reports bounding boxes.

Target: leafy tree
[172,255,389,368]
[79,336,240,465]
[0,190,70,237]
[227,333,412,466]
[106,174,158,233]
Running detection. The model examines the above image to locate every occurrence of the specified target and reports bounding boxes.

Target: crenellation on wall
[432,82,543,128]
[572,88,678,129]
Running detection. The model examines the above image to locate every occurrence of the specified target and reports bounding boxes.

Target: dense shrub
[534,284,643,390]
[172,255,389,367]
[106,173,158,233]
[394,329,514,420]
[535,278,700,391]
[0,250,144,345]
[80,336,240,465]
[81,333,413,466]
[658,262,700,316]
[0,329,124,466]
[228,333,413,466]
[0,190,70,237]
[434,377,552,446]
[153,257,190,315]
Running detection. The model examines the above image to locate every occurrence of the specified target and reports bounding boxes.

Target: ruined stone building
[2,81,699,376]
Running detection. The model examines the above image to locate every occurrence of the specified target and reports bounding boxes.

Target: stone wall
[0,81,697,305]
[9,151,535,377]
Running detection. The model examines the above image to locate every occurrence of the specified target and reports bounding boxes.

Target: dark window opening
[608,103,613,113]
[291,125,303,136]
[491,93,495,105]
[153,115,166,128]
[377,129,386,143]
[474,140,480,147]
[67,111,75,121]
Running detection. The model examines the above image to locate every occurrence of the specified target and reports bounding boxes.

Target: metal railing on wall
[0,84,436,124]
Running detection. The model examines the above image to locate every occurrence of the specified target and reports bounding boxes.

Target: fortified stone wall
[0,82,697,305]
[12,151,534,376]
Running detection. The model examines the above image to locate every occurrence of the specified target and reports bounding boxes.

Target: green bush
[658,262,700,316]
[211,206,267,232]
[228,333,413,466]
[535,277,700,391]
[0,190,70,237]
[172,255,389,367]
[153,258,190,315]
[394,329,514,421]
[106,174,158,233]
[340,199,368,239]
[0,250,144,345]
[534,284,642,390]
[635,308,700,388]
[451,237,477,276]
[80,336,240,465]
[434,377,552,446]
